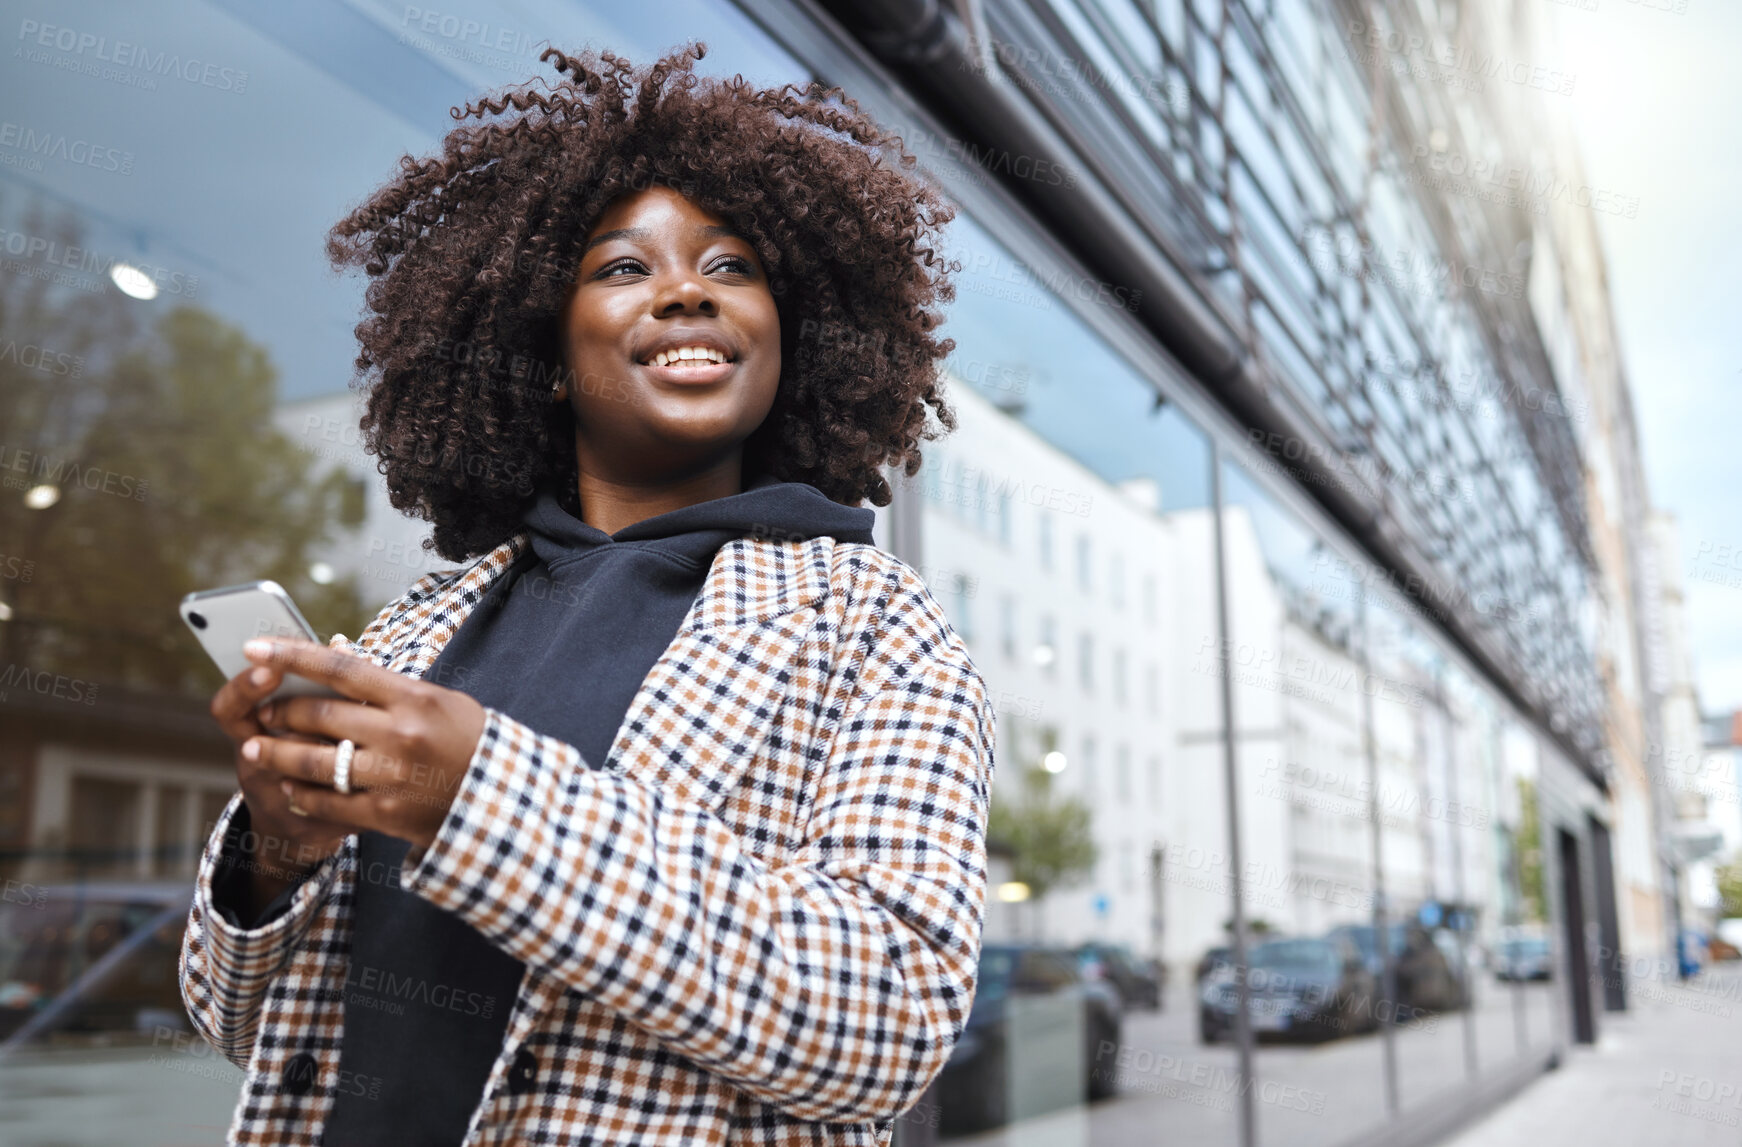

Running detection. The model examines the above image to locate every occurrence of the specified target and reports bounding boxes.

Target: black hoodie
[321,475,876,1147]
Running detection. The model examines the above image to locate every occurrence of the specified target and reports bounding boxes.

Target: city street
[948,975,1562,1147]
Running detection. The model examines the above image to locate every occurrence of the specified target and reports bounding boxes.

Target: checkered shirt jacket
[179,529,996,1145]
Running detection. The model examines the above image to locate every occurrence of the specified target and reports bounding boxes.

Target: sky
[1549,0,1742,716]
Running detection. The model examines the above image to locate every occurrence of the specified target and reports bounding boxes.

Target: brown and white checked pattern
[180,530,996,1145]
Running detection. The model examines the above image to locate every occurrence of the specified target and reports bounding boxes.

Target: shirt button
[507,1048,537,1096]
[280,1051,318,1096]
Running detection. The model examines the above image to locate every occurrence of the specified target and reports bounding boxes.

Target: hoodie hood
[523,472,877,579]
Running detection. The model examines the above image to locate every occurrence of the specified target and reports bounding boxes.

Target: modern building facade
[0,1,1677,1145]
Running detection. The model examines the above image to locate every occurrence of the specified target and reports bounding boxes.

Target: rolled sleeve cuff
[196,795,342,987]
[401,706,585,926]
[209,804,307,929]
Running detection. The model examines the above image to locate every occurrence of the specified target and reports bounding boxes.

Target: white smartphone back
[180,580,344,702]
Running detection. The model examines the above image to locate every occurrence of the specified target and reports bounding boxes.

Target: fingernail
[244,638,273,658]
[250,667,271,686]
[242,738,260,761]
[280,781,293,799]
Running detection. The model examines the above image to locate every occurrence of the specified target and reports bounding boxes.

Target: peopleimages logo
[0,121,133,174]
[0,337,83,378]
[0,663,99,705]
[0,227,199,298]
[346,963,497,1020]
[0,444,149,500]
[15,19,249,93]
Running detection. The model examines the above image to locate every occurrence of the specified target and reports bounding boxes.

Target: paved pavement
[0,1038,243,1147]
[1439,964,1742,1147]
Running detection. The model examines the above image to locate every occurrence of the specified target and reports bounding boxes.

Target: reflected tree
[1715,853,1742,920]
[988,722,1098,936]
[1515,777,1547,922]
[0,200,371,699]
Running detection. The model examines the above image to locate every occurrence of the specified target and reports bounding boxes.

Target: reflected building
[0,0,1689,1143]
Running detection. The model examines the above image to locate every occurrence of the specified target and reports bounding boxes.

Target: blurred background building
[0,1,1728,1145]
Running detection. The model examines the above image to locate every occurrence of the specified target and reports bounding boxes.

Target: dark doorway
[1588,816,1626,1011]
[1557,828,1596,1043]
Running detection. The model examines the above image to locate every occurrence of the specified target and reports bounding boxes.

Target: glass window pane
[919,217,1234,1142]
[1360,595,1474,1113]
[1217,460,1388,1147]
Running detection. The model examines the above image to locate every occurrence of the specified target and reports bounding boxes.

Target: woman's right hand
[211,663,350,917]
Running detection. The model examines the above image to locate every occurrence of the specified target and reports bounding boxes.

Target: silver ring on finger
[333,738,356,795]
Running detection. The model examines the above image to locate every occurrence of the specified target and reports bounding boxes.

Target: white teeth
[648,346,727,367]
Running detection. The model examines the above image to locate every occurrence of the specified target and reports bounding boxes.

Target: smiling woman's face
[558,185,782,486]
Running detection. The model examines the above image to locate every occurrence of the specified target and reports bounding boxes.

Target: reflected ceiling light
[1032,643,1056,668]
[24,484,60,509]
[1042,751,1068,774]
[109,263,158,300]
[309,561,335,585]
[996,882,1031,903]
[0,600,11,622]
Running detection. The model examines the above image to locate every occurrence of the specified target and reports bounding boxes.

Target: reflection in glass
[1214,461,1387,1147]
[920,218,1236,1143]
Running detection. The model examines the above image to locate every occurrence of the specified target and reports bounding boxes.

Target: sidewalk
[1440,966,1742,1147]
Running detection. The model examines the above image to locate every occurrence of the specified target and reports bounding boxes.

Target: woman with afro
[180,43,995,1147]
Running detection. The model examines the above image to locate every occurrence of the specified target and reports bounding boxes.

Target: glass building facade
[0,1,1632,1145]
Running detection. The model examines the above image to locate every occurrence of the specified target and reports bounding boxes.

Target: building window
[1146,663,1161,716]
[1076,534,1093,594]
[1037,613,1058,675]
[997,490,1013,546]
[1143,574,1158,627]
[1000,594,1018,663]
[1082,734,1098,803]
[1149,754,1163,812]
[1111,553,1125,609]
[1116,743,1132,802]
[951,574,974,645]
[1113,648,1128,706]
[70,777,140,880]
[1079,631,1095,693]
[1038,510,1054,572]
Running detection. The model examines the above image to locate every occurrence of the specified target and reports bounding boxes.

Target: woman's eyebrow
[583,226,650,253]
[582,223,746,254]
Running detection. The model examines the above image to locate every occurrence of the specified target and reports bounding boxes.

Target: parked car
[1194,945,1233,985]
[1494,935,1553,981]
[1074,942,1164,1010]
[1324,921,1467,1014]
[937,945,1122,1134]
[1198,936,1379,1044]
[0,882,193,1047]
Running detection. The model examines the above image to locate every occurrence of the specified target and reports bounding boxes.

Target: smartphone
[180,580,345,706]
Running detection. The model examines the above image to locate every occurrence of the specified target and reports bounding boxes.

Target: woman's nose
[657,274,717,315]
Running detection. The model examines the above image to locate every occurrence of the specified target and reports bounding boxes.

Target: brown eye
[596,258,647,279]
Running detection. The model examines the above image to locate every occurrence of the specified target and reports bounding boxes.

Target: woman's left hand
[240,637,487,853]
